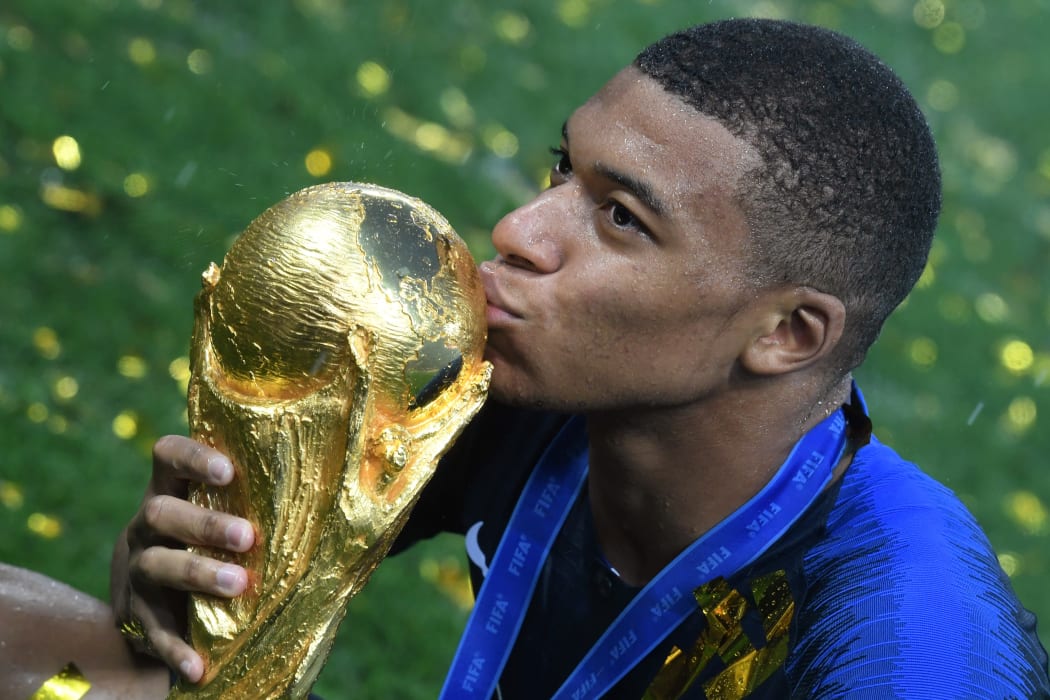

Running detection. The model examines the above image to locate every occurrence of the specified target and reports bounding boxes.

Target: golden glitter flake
[381,107,472,164]
[27,512,63,539]
[128,37,157,66]
[645,571,794,700]
[908,337,938,368]
[1004,490,1048,535]
[481,125,519,158]
[927,79,959,112]
[1004,397,1037,435]
[40,183,102,216]
[52,135,82,171]
[112,410,139,439]
[557,0,591,27]
[33,327,60,357]
[1000,340,1035,374]
[933,22,966,54]
[118,355,148,378]
[915,261,936,289]
[749,1,790,19]
[420,557,475,611]
[187,48,213,75]
[494,11,531,44]
[975,293,1009,324]
[998,552,1021,577]
[124,173,150,197]
[355,61,391,97]
[305,149,333,177]
[0,481,24,509]
[913,0,945,29]
[28,662,91,700]
[53,375,79,400]
[27,402,49,423]
[439,87,475,129]
[0,204,22,232]
[169,356,191,380]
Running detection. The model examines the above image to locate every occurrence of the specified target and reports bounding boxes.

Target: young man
[111,19,1049,698]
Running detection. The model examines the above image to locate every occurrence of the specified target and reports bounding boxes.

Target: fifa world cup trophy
[167,183,491,699]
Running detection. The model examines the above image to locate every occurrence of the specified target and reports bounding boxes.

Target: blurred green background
[1,0,1047,696]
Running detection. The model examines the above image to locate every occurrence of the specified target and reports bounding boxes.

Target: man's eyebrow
[562,120,669,218]
[594,163,669,218]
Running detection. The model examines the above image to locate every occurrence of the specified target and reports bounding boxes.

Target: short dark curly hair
[635,19,941,370]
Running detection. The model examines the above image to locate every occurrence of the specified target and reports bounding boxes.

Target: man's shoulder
[810,436,1016,613]
[785,437,1050,697]
[827,437,986,550]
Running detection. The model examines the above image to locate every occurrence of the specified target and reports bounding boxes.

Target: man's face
[479,66,767,411]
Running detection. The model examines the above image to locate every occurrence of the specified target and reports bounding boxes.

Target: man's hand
[110,435,256,683]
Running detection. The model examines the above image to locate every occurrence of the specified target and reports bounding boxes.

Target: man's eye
[549,146,572,177]
[610,202,638,228]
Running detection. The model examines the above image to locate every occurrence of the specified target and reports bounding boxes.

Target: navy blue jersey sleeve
[786,438,1050,698]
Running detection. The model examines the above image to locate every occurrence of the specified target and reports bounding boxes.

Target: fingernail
[215,564,245,594]
[207,456,233,483]
[225,521,252,551]
[179,659,195,680]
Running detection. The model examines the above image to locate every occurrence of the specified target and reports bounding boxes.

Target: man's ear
[739,287,846,376]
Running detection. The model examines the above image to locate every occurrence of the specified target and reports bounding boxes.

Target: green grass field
[1,1,1048,696]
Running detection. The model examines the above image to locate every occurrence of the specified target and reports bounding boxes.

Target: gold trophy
[168,183,491,699]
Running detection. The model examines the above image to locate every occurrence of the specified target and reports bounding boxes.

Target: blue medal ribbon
[441,389,860,700]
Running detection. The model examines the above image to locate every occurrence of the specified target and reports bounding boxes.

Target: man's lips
[479,261,522,325]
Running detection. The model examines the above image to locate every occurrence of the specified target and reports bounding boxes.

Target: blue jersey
[397,402,1050,698]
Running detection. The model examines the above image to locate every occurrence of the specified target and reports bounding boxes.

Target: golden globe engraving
[169,183,491,699]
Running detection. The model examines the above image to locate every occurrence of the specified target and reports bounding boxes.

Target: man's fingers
[149,625,205,683]
[129,592,206,684]
[136,495,254,552]
[152,435,234,491]
[135,546,249,597]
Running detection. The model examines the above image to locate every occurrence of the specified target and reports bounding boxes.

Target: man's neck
[583,375,852,586]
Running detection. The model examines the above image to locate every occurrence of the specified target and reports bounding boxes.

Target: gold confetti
[420,557,475,611]
[112,410,139,439]
[27,513,63,539]
[355,61,390,97]
[557,0,591,27]
[118,355,148,378]
[305,149,333,177]
[52,135,82,170]
[187,48,212,75]
[1004,491,1047,535]
[494,12,531,44]
[1000,340,1034,375]
[998,552,1021,577]
[124,172,150,197]
[28,662,90,700]
[933,22,965,54]
[128,37,157,66]
[27,403,49,423]
[33,327,61,359]
[53,375,79,400]
[481,125,519,158]
[0,481,24,509]
[1004,397,1037,435]
[908,337,938,368]
[913,0,945,29]
[0,204,22,232]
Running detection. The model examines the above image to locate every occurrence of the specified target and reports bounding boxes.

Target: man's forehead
[564,67,758,199]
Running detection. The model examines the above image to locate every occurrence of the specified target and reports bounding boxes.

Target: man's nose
[489,188,567,274]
